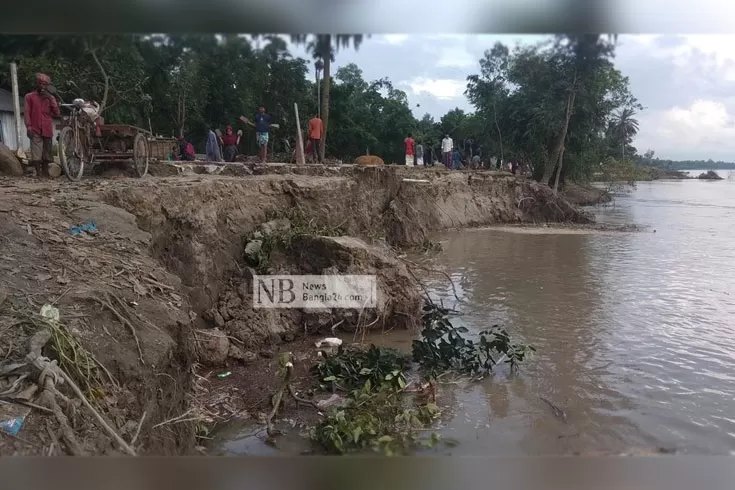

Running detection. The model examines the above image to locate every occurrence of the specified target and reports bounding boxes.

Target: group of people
[402,133,470,170]
[402,133,468,170]
[176,106,278,163]
[177,107,325,165]
[402,132,531,175]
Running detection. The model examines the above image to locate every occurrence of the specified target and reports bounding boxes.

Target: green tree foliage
[328,64,416,162]
[1,33,660,175]
[466,35,643,187]
[635,157,735,171]
[0,34,312,155]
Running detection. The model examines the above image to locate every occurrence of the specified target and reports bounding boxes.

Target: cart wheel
[133,133,149,177]
[58,126,85,181]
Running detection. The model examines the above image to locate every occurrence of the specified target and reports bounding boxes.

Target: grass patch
[245,206,347,273]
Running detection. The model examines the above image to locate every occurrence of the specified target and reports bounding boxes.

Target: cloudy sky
[289,35,735,162]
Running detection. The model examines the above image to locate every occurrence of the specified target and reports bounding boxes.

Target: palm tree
[291,34,366,161]
[612,107,639,160]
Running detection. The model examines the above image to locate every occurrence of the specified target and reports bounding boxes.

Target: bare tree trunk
[493,98,503,162]
[552,141,566,193]
[541,80,576,186]
[319,53,331,162]
[181,92,187,136]
[621,130,625,161]
[87,43,109,115]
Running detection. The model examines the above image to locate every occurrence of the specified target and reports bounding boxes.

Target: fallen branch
[130,410,146,446]
[26,330,84,456]
[152,408,194,429]
[399,257,465,304]
[266,354,319,436]
[57,365,137,455]
[26,329,137,456]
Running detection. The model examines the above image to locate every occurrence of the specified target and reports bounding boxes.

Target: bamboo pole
[294,103,305,165]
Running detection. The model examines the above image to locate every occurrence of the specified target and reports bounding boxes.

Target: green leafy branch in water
[412,303,535,380]
[309,302,533,455]
[420,238,443,254]
[311,380,441,455]
[413,303,535,379]
[311,345,411,392]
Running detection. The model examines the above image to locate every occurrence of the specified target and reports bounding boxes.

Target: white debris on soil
[315,337,342,349]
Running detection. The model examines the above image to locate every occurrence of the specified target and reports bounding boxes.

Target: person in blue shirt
[240,106,272,163]
[452,149,462,170]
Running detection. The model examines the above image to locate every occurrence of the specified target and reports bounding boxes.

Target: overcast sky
[288,34,735,162]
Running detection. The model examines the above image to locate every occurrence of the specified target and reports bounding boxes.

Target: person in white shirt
[441,135,453,169]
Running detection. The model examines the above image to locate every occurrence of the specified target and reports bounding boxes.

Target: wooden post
[10,62,25,158]
[294,102,305,165]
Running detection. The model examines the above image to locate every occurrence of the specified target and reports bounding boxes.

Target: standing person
[404,132,415,166]
[24,73,60,178]
[452,149,462,170]
[221,125,240,162]
[416,142,424,166]
[240,106,271,163]
[308,113,323,163]
[441,134,453,169]
[205,128,222,162]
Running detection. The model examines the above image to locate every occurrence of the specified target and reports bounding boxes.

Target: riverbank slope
[0,165,591,456]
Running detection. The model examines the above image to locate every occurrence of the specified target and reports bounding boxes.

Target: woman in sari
[221,125,240,162]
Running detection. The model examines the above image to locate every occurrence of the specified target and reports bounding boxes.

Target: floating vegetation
[307,301,535,455]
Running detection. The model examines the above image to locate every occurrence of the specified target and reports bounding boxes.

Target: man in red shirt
[24,73,60,178]
[404,132,415,166]
[308,113,323,163]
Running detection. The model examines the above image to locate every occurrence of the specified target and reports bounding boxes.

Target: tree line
[635,155,735,171]
[0,33,686,186]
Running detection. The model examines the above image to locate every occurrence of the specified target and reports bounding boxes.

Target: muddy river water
[222,172,735,456]
[414,172,735,456]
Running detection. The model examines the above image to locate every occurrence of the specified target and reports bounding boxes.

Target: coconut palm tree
[291,34,366,161]
[612,107,639,160]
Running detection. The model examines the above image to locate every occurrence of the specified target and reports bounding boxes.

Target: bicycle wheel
[132,132,149,177]
[58,126,85,181]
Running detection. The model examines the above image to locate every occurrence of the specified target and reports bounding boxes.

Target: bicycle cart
[57,99,149,181]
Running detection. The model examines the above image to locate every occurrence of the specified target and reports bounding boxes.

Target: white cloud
[436,47,477,70]
[637,99,735,159]
[380,35,409,45]
[408,78,466,99]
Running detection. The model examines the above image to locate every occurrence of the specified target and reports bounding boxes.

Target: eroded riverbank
[0,165,599,456]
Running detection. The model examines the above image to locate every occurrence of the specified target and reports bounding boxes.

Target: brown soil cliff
[0,165,591,456]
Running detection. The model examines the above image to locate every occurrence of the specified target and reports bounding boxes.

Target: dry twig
[94,293,144,365]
